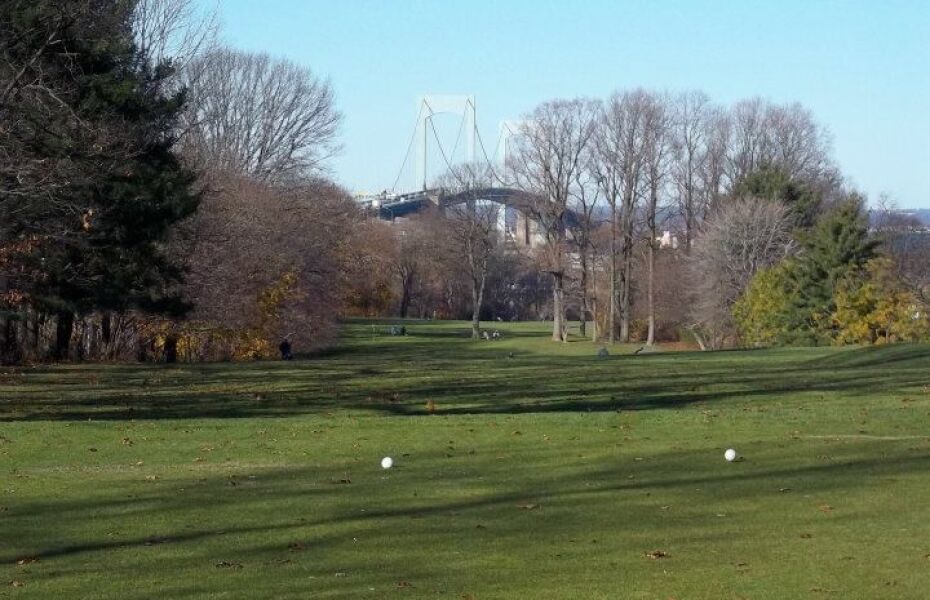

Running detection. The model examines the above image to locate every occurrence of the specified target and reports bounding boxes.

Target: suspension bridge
[356,95,543,247]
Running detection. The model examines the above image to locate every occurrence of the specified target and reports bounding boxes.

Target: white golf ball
[380,456,393,469]
[724,449,737,462]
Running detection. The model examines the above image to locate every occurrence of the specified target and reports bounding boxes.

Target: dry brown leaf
[396,581,413,588]
[819,505,833,513]
[215,561,242,569]
[15,557,37,566]
[10,580,25,587]
[517,503,539,510]
[645,550,669,559]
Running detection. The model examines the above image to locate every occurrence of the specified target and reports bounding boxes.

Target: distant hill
[870,208,930,229]
[892,209,930,226]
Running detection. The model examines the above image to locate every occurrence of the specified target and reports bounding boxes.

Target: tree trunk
[579,250,589,338]
[399,274,412,318]
[620,246,632,343]
[471,273,486,340]
[590,297,598,342]
[164,334,178,364]
[54,311,74,361]
[32,311,43,359]
[101,311,112,359]
[647,184,658,346]
[552,273,566,342]
[608,203,617,344]
[2,315,18,365]
[646,241,656,346]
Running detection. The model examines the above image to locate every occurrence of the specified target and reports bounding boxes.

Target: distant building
[657,230,678,249]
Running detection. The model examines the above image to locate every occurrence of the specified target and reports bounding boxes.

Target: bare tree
[181,48,341,182]
[700,108,730,218]
[133,0,219,74]
[873,196,930,310]
[436,163,501,339]
[567,167,602,341]
[591,90,652,342]
[670,91,727,252]
[178,174,355,358]
[688,198,795,348]
[640,93,672,346]
[508,99,598,342]
[726,97,834,190]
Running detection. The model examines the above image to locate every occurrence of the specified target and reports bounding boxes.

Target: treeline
[355,92,930,348]
[1,0,360,364]
[3,2,927,365]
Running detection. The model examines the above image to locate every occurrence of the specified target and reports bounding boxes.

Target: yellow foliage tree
[732,262,795,346]
[833,258,930,344]
[233,271,299,360]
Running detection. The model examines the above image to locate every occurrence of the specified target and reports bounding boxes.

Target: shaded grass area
[1,320,930,598]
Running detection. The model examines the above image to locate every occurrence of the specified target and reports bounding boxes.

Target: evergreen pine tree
[2,1,199,359]
[787,195,879,343]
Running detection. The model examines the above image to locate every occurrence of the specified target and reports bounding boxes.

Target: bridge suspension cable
[391,101,427,193]
[427,114,460,185]
[391,95,516,193]
[475,126,507,186]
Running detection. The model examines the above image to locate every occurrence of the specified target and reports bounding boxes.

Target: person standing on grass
[279,338,293,360]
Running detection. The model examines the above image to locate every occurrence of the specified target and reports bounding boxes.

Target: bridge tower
[415,95,476,190]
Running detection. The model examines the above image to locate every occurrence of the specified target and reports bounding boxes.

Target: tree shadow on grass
[1,344,928,422]
[3,439,929,599]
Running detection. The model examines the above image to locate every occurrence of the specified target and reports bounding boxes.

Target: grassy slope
[1,320,930,599]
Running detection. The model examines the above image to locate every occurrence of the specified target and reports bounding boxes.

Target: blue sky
[209,0,929,207]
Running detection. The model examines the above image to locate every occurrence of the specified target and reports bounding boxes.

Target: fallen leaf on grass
[287,542,306,552]
[516,503,539,510]
[9,580,24,587]
[778,488,792,493]
[121,437,133,446]
[800,533,813,539]
[645,550,669,559]
[215,561,242,569]
[819,505,833,513]
[15,557,38,566]
[332,478,352,485]
[396,581,413,589]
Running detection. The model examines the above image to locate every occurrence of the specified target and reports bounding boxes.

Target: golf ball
[381,456,393,469]
[724,449,737,462]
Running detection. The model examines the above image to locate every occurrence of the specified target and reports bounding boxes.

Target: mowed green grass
[2,320,930,599]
